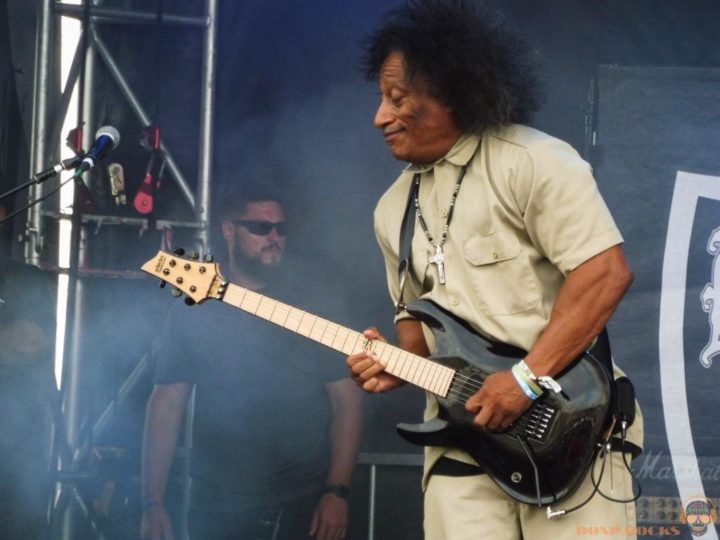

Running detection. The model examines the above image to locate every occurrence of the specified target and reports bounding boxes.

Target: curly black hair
[364,0,541,134]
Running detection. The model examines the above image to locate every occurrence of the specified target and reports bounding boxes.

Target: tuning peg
[204,254,214,263]
[159,280,167,288]
[171,288,182,298]
[184,297,196,306]
[190,251,200,261]
[173,247,185,256]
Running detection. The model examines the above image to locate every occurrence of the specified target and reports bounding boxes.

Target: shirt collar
[405,133,481,174]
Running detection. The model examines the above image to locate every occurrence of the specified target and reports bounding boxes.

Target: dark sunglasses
[231,219,287,236]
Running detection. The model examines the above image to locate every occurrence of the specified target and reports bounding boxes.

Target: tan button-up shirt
[373,125,642,484]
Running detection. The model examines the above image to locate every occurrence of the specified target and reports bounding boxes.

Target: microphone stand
[0,156,84,227]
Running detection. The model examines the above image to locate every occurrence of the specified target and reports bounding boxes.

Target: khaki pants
[425,452,637,540]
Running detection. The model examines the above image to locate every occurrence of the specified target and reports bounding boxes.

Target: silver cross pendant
[428,244,446,284]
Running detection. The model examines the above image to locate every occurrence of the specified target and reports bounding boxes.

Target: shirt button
[492,250,499,260]
[450,296,459,306]
[441,210,448,218]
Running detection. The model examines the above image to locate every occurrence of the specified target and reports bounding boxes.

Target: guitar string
[228,286,497,405]
[225,292,511,405]
[225,288,500,399]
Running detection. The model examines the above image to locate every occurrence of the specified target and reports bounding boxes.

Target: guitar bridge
[518,403,556,442]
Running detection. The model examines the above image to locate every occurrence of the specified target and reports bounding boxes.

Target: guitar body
[398,299,613,506]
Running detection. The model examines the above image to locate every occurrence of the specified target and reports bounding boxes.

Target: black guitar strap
[395,175,420,315]
[588,327,613,376]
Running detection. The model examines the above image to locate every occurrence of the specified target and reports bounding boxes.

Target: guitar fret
[393,349,408,378]
[316,319,327,343]
[403,353,415,380]
[416,360,431,389]
[322,321,333,341]
[318,320,331,343]
[218,278,455,396]
[430,365,444,394]
[310,317,327,343]
[280,304,291,327]
[320,321,333,346]
[381,344,397,372]
[415,359,429,387]
[385,347,399,372]
[400,353,415,382]
[269,301,289,325]
[256,297,276,320]
[327,322,343,349]
[347,331,364,355]
[296,311,311,337]
[230,285,248,308]
[284,308,301,333]
[385,346,401,375]
[258,298,277,321]
[410,357,425,387]
[269,300,280,320]
[353,333,367,355]
[331,327,344,351]
[332,327,348,352]
[428,366,442,394]
[399,351,414,380]
[425,365,439,393]
[240,290,261,314]
[439,369,453,396]
[330,324,344,348]
[424,364,438,390]
[435,368,448,394]
[293,311,305,335]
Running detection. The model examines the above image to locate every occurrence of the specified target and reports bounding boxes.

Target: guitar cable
[591,442,642,504]
[546,424,642,519]
[591,376,642,504]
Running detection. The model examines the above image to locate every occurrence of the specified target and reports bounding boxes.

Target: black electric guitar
[141,250,615,507]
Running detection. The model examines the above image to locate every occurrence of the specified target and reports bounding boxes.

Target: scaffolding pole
[27,2,217,539]
[26,0,55,266]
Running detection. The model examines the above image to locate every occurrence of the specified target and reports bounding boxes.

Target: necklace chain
[413,165,468,249]
[412,165,468,285]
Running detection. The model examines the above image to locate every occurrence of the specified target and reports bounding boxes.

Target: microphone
[75,126,121,175]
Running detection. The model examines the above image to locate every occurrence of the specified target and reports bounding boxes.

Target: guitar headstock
[141,249,226,304]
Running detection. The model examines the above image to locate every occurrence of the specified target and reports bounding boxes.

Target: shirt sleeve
[152,304,198,385]
[513,138,623,274]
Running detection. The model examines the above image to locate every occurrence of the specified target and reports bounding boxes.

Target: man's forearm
[325,379,362,487]
[525,245,633,377]
[142,384,190,505]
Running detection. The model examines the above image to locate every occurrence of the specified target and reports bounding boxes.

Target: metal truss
[28,2,217,539]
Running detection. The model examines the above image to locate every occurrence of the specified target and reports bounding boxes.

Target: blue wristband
[512,365,539,400]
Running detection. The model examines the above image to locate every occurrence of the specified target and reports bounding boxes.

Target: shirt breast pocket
[463,232,540,316]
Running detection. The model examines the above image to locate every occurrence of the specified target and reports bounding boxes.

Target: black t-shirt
[153,280,348,509]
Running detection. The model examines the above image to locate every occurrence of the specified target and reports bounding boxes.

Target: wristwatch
[322,484,351,500]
